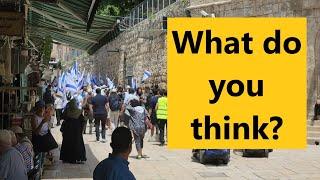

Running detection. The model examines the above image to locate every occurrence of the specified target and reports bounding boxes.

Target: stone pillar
[2,39,12,84]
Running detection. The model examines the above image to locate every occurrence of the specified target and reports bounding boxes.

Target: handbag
[32,131,58,153]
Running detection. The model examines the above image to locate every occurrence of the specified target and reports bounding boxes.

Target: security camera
[200,10,209,17]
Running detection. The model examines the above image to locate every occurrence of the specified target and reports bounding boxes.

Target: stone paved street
[43,125,320,180]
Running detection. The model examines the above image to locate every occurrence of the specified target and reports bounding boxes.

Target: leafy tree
[38,36,52,65]
[98,0,144,16]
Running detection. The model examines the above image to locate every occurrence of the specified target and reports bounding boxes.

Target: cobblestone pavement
[43,125,320,180]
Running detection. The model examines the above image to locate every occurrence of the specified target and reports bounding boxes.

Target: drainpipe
[4,38,12,85]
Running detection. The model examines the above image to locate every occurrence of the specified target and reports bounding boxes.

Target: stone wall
[187,0,320,117]
[90,1,189,89]
[92,0,320,117]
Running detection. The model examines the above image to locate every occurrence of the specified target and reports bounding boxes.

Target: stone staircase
[307,119,320,144]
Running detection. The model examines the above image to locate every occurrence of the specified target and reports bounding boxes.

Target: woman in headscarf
[60,98,87,164]
[126,99,151,159]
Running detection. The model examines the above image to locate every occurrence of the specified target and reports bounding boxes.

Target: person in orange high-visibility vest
[156,89,167,146]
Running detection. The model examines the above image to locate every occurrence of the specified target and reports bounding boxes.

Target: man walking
[90,88,109,143]
[54,90,64,126]
[108,89,121,130]
[156,89,168,146]
[83,91,94,134]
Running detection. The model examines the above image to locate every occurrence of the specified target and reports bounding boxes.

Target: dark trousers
[94,115,107,140]
[133,133,144,151]
[56,109,63,125]
[158,119,167,144]
[83,112,94,134]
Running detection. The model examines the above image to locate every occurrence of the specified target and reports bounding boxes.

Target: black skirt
[60,116,87,163]
[32,131,58,153]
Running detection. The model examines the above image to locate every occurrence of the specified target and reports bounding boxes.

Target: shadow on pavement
[42,144,99,179]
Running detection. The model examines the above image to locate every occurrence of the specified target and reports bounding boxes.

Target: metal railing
[120,0,178,30]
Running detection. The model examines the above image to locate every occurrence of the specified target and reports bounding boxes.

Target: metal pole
[137,6,140,23]
[157,0,159,12]
[152,0,154,15]
[147,0,149,19]
[133,10,135,25]
[169,0,171,5]
[163,0,164,9]
[131,12,133,26]
[142,3,144,20]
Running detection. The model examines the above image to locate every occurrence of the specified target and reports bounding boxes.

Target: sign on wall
[0,12,24,36]
[167,18,307,149]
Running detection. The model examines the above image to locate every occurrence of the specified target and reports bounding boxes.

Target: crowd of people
[0,79,168,180]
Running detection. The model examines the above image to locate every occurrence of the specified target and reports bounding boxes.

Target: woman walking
[60,99,87,164]
[126,99,151,159]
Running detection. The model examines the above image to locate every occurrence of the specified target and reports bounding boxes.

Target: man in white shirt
[54,91,64,126]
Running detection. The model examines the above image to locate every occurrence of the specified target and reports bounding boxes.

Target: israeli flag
[142,70,152,82]
[77,70,85,90]
[107,77,114,89]
[91,75,98,86]
[70,61,78,77]
[85,73,91,86]
[65,73,77,94]
[131,78,137,90]
[58,72,66,93]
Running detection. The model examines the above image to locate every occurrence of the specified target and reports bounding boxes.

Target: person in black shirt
[93,127,135,180]
[43,85,54,105]
[90,88,109,142]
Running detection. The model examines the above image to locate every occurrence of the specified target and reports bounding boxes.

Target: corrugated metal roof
[27,0,117,53]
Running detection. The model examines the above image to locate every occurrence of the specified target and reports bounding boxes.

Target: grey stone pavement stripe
[43,125,320,180]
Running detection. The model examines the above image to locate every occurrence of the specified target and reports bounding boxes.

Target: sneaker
[136,155,142,159]
[142,154,149,158]
[100,139,106,143]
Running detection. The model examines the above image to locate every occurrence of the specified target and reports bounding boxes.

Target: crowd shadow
[42,144,100,179]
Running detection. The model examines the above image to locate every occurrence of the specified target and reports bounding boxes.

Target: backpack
[109,95,120,111]
[43,91,54,104]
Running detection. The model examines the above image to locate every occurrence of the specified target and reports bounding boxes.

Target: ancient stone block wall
[92,0,320,117]
[188,0,320,117]
[91,1,189,89]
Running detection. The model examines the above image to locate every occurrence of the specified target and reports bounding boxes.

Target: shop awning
[26,0,117,52]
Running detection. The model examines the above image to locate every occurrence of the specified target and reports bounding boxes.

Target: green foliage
[98,4,120,16]
[98,0,145,16]
[39,36,52,66]
[181,0,189,7]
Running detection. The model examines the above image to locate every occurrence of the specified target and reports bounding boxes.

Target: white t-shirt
[34,115,49,136]
[54,92,64,109]
[124,93,139,106]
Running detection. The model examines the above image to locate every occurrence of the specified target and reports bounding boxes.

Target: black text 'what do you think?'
[170,29,303,141]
